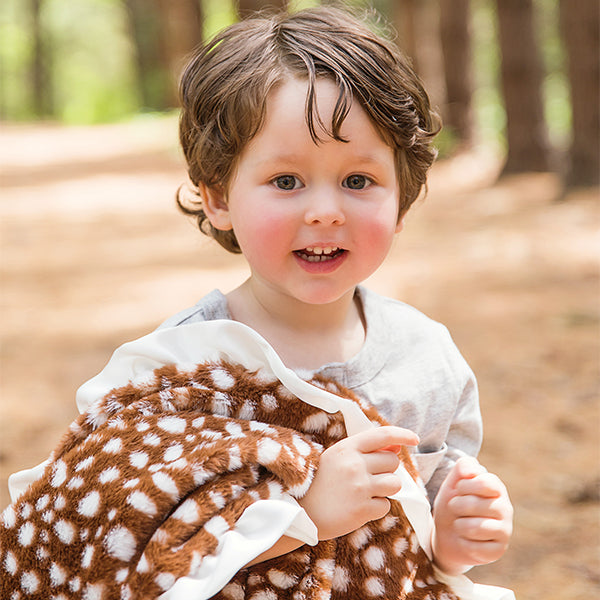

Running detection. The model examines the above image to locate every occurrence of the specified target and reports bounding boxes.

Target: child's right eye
[273,175,301,190]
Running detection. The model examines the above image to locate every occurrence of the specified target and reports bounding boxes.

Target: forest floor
[1,118,598,598]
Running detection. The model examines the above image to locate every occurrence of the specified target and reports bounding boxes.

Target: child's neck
[226,280,366,370]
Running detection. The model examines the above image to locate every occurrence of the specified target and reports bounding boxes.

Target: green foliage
[1,0,139,123]
[534,0,571,146]
[201,0,322,38]
[47,0,139,123]
[0,2,33,119]
[203,0,237,40]
[289,0,323,12]
[471,1,506,152]
[433,127,460,160]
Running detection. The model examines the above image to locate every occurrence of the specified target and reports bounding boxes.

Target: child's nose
[303,190,346,226]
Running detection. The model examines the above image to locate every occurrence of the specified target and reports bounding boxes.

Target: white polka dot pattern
[1,362,457,599]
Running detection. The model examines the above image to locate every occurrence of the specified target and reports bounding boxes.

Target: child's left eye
[343,174,372,190]
[273,175,302,190]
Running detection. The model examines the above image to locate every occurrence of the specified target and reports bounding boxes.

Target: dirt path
[1,120,598,598]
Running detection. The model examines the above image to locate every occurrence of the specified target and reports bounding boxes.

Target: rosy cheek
[234,210,291,257]
[260,213,290,240]
[363,213,398,239]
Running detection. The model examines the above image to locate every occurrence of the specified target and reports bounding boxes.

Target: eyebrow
[350,153,392,165]
[252,151,391,168]
[250,153,302,166]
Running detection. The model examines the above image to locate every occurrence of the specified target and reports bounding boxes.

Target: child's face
[204,77,403,307]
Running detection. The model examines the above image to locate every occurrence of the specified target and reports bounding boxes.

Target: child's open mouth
[294,246,346,262]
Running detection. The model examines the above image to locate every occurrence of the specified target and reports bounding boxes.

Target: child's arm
[431,456,513,575]
[245,536,305,567]
[245,425,420,566]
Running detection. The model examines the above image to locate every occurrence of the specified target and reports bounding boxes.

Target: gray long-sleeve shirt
[158,286,482,505]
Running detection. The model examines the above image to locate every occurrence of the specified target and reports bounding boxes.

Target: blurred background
[2,0,599,184]
[0,1,598,598]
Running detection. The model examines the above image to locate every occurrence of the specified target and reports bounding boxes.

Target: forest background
[1,1,599,599]
[2,0,599,184]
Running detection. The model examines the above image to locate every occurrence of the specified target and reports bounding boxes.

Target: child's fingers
[378,444,405,455]
[434,456,485,504]
[453,456,487,481]
[455,472,507,498]
[369,496,393,521]
[353,426,420,454]
[363,450,401,475]
[370,472,404,498]
[448,494,509,521]
[451,536,510,566]
[453,516,512,542]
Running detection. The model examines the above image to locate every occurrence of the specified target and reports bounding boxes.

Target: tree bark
[559,0,600,187]
[125,0,168,110]
[393,0,445,113]
[29,0,52,117]
[496,0,552,173]
[439,0,474,148]
[126,0,203,110]
[157,0,204,106]
[393,0,418,69]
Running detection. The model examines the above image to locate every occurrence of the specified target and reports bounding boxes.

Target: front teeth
[300,246,340,262]
[306,246,338,255]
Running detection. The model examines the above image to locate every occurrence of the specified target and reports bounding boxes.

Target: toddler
[171,3,513,578]
[2,5,513,599]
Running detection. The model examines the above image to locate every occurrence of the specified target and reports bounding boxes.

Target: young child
[171,3,513,578]
[2,5,513,599]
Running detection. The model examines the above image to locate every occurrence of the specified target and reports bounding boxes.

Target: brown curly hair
[177,5,441,253]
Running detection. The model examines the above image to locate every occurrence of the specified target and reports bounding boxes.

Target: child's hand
[431,456,513,575]
[298,426,419,540]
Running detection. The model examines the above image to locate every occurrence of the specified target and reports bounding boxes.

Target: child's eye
[273,175,302,190]
[343,174,372,190]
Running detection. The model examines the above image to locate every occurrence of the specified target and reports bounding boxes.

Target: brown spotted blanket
[1,321,513,600]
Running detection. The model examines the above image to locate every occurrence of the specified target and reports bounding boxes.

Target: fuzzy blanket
[1,321,515,600]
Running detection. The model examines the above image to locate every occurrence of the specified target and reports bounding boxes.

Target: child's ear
[395,214,406,234]
[200,183,233,231]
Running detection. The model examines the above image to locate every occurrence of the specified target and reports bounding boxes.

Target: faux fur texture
[1,360,458,600]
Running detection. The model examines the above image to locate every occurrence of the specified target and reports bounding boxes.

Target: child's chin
[292,286,356,307]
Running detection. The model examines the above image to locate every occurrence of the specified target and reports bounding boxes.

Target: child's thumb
[435,456,485,506]
[452,456,486,483]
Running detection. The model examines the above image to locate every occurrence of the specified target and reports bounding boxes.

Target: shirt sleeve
[424,367,482,505]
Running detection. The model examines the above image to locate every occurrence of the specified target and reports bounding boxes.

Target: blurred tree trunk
[439,0,474,148]
[393,0,445,113]
[125,0,169,110]
[126,0,203,110]
[559,0,600,187]
[29,0,52,117]
[157,0,204,106]
[496,0,552,174]
[393,0,418,67]
[237,0,288,17]
[158,2,204,68]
